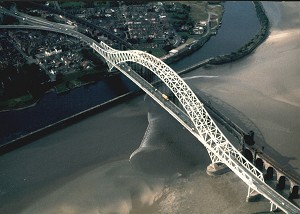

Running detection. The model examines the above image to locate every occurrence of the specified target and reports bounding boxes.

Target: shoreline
[0,2,270,153]
[1,2,299,213]
[208,2,269,65]
[176,2,270,72]
[0,90,142,154]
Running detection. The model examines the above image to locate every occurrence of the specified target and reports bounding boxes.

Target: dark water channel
[0,1,260,146]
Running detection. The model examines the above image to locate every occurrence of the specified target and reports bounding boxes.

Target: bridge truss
[91,42,300,213]
[93,41,263,181]
[1,5,298,213]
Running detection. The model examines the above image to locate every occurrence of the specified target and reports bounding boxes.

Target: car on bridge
[162,94,169,101]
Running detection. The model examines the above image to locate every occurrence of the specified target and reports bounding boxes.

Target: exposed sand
[185,2,300,173]
[1,2,299,214]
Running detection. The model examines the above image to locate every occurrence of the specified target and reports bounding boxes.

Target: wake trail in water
[129,97,210,176]
[130,112,161,160]
[183,75,219,80]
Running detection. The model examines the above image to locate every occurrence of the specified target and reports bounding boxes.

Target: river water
[0,1,260,146]
[171,1,260,70]
[0,74,138,145]
[1,1,299,214]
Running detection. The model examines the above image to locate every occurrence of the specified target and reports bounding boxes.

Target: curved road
[0,6,299,214]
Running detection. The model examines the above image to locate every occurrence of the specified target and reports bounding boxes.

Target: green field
[59,1,86,9]
[146,48,167,58]
[0,93,34,110]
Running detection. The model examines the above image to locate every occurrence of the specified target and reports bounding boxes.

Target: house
[169,49,179,56]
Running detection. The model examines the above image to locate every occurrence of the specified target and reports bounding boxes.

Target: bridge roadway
[0,7,95,44]
[102,54,300,214]
[1,7,299,213]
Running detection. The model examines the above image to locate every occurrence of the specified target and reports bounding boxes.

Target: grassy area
[54,82,69,94]
[0,93,34,109]
[54,79,83,94]
[177,31,190,38]
[178,1,208,22]
[55,66,108,94]
[146,48,167,58]
[208,4,224,18]
[59,1,86,9]
[93,1,109,7]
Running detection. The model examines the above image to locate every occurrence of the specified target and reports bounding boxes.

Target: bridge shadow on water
[130,95,211,177]
[193,88,300,175]
[129,84,299,181]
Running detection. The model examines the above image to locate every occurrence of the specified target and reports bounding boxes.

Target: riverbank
[0,90,142,154]
[0,1,268,152]
[177,1,269,73]
[1,2,297,213]
[208,2,269,65]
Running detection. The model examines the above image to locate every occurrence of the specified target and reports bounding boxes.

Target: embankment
[0,90,141,155]
[0,2,270,154]
[208,2,269,65]
[177,2,270,72]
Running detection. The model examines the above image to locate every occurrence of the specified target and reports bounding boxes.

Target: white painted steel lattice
[92,42,263,184]
[90,42,300,213]
[2,7,299,212]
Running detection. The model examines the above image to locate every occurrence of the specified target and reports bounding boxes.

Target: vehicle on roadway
[162,94,169,101]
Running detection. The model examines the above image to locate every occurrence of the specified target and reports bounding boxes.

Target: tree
[55,72,64,82]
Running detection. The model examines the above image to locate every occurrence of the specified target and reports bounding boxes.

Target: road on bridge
[1,6,299,213]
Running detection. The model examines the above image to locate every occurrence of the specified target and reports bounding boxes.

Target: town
[0,1,223,110]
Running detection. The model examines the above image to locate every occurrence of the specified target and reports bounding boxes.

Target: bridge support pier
[90,41,300,213]
[289,185,299,199]
[246,186,260,202]
[270,202,279,212]
[206,149,230,176]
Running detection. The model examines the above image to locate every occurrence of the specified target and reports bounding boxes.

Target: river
[0,1,260,146]
[2,1,298,214]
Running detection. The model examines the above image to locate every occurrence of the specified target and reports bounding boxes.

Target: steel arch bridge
[93,41,264,182]
[0,5,298,208]
[91,41,300,213]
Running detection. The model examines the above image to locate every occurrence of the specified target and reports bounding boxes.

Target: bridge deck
[1,6,299,213]
[115,62,300,214]
[234,159,300,213]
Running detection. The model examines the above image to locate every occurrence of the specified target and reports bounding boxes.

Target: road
[233,159,300,213]
[0,7,96,47]
[1,6,299,214]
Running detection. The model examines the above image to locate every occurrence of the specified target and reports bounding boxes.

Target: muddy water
[1,2,300,214]
[185,2,300,172]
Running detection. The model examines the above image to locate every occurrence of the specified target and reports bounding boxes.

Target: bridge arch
[95,42,216,137]
[264,166,274,180]
[289,185,299,199]
[92,41,265,184]
[276,175,286,190]
[255,158,264,171]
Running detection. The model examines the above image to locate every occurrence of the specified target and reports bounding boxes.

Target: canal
[0,1,260,146]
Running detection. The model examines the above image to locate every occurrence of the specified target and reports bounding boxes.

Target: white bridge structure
[0,7,299,212]
[91,42,300,213]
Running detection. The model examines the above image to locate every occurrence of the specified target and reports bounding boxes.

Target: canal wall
[173,2,270,73]
[0,2,270,154]
[0,90,142,155]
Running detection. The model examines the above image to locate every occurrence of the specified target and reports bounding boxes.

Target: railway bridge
[0,6,299,213]
[91,41,300,213]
